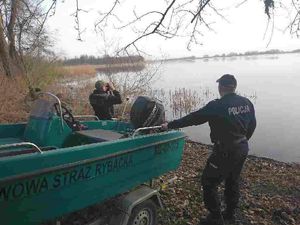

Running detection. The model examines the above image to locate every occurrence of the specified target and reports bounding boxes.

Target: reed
[62,65,98,76]
[149,87,216,119]
[62,62,146,77]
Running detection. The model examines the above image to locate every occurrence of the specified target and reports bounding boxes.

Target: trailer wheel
[127,199,157,225]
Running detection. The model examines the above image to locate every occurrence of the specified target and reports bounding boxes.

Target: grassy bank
[0,77,29,122]
[0,61,147,123]
[0,60,65,123]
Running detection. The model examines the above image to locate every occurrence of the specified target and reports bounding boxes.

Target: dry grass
[0,76,96,124]
[0,59,65,123]
[47,82,95,116]
[0,77,29,123]
[62,65,98,76]
[62,62,145,77]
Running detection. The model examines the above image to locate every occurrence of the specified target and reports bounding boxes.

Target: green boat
[0,93,185,225]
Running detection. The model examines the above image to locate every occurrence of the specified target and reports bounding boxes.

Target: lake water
[153,54,300,163]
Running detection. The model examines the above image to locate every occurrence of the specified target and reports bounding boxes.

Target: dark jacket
[89,89,122,120]
[168,93,256,144]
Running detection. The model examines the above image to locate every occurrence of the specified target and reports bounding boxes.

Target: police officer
[162,74,256,225]
[89,80,122,120]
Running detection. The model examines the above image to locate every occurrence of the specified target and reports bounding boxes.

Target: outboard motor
[130,96,165,129]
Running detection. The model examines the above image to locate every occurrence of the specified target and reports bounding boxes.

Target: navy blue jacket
[168,93,256,144]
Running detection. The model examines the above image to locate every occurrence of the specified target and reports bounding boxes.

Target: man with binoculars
[89,80,122,120]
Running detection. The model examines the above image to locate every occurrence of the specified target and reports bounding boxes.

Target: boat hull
[0,130,185,225]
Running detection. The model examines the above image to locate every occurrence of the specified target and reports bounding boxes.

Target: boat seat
[23,99,72,148]
[75,129,124,143]
[0,138,23,147]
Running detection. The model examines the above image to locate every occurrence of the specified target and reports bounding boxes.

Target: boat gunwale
[0,130,183,160]
[0,134,186,184]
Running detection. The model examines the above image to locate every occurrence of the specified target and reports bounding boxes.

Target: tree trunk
[8,0,19,60]
[0,13,12,77]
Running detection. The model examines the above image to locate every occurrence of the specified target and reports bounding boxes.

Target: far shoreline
[150,49,300,63]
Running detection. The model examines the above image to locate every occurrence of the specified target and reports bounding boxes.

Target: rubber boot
[199,213,225,225]
[222,209,236,224]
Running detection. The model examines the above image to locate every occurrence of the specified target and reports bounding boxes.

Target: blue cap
[216,74,237,87]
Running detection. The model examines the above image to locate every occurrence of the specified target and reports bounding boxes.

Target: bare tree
[91,0,299,54]
[288,0,300,37]
[0,12,12,76]
[0,0,57,77]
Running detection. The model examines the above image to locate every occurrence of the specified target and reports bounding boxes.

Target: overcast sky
[47,0,300,58]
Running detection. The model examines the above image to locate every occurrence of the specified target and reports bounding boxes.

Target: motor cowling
[130,96,165,129]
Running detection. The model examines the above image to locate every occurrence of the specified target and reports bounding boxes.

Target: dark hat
[95,80,105,89]
[216,74,237,87]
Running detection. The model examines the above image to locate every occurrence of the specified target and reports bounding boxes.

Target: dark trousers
[201,141,248,215]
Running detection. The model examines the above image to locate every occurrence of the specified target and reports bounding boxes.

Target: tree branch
[119,0,177,53]
[191,0,211,23]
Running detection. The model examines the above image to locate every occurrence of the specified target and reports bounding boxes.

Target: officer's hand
[161,122,168,130]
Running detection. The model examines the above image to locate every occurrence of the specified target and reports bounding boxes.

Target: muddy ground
[158,141,300,225]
